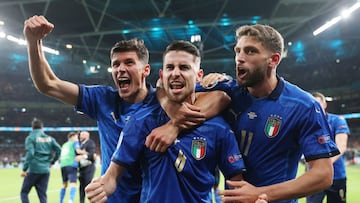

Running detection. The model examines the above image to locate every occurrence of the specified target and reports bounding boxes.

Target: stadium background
[0,0,359,201]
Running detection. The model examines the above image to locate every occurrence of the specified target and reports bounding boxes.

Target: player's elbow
[34,82,54,95]
[309,158,334,192]
[31,75,60,95]
[318,165,334,190]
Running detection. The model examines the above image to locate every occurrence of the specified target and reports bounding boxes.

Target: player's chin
[168,92,184,103]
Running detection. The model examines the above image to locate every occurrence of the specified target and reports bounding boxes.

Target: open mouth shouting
[237,67,247,80]
[118,77,131,89]
[169,81,184,94]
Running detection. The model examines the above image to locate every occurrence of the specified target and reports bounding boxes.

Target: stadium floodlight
[42,46,60,55]
[345,1,360,15]
[325,96,334,101]
[6,34,60,55]
[0,31,6,38]
[66,44,73,49]
[1,20,60,55]
[313,16,342,36]
[313,1,360,36]
[7,34,27,45]
[191,34,201,43]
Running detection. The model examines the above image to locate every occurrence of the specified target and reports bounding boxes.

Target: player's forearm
[260,159,333,201]
[28,40,58,93]
[195,91,230,119]
[102,162,126,196]
[331,133,348,163]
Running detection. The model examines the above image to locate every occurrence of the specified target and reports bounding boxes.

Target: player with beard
[199,24,340,203]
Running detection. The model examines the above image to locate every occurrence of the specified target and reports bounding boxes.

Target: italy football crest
[191,137,206,160]
[264,115,282,138]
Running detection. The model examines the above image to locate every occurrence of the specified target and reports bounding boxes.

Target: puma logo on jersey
[247,112,257,119]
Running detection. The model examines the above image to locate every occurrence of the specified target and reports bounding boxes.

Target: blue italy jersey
[198,77,340,203]
[112,103,245,203]
[75,84,156,203]
[327,113,350,180]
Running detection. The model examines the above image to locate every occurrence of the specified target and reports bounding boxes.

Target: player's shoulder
[327,113,343,120]
[131,102,162,122]
[81,84,115,90]
[327,113,348,126]
[281,80,317,108]
[80,84,118,95]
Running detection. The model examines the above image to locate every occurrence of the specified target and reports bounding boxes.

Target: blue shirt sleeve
[300,102,340,161]
[195,77,237,96]
[217,127,246,179]
[112,117,148,167]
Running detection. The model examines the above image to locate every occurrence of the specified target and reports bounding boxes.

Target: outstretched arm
[219,158,333,203]
[24,15,79,105]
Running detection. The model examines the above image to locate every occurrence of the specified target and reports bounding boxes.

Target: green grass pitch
[0,167,101,203]
[0,164,359,202]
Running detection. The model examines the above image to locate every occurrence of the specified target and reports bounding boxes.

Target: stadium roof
[0,0,359,114]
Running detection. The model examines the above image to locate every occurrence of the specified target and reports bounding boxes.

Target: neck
[125,86,148,104]
[248,75,278,98]
[184,92,196,104]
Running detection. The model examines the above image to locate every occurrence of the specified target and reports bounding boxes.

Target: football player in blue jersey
[24,15,230,203]
[306,92,350,203]
[199,24,340,203]
[85,40,246,203]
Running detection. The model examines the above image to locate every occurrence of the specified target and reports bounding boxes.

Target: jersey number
[238,130,253,156]
[174,150,187,172]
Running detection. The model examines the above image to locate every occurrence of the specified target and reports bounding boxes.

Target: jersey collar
[268,75,285,100]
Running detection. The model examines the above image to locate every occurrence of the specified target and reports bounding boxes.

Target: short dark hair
[110,38,149,64]
[163,40,201,61]
[31,119,43,129]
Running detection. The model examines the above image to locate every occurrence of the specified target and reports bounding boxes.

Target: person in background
[306,92,350,203]
[59,132,86,203]
[85,40,245,203]
[77,131,96,203]
[199,24,340,203]
[20,118,61,203]
[24,15,229,203]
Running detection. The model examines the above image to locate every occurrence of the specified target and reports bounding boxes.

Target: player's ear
[159,69,163,80]
[143,64,151,77]
[269,53,281,67]
[196,68,203,82]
